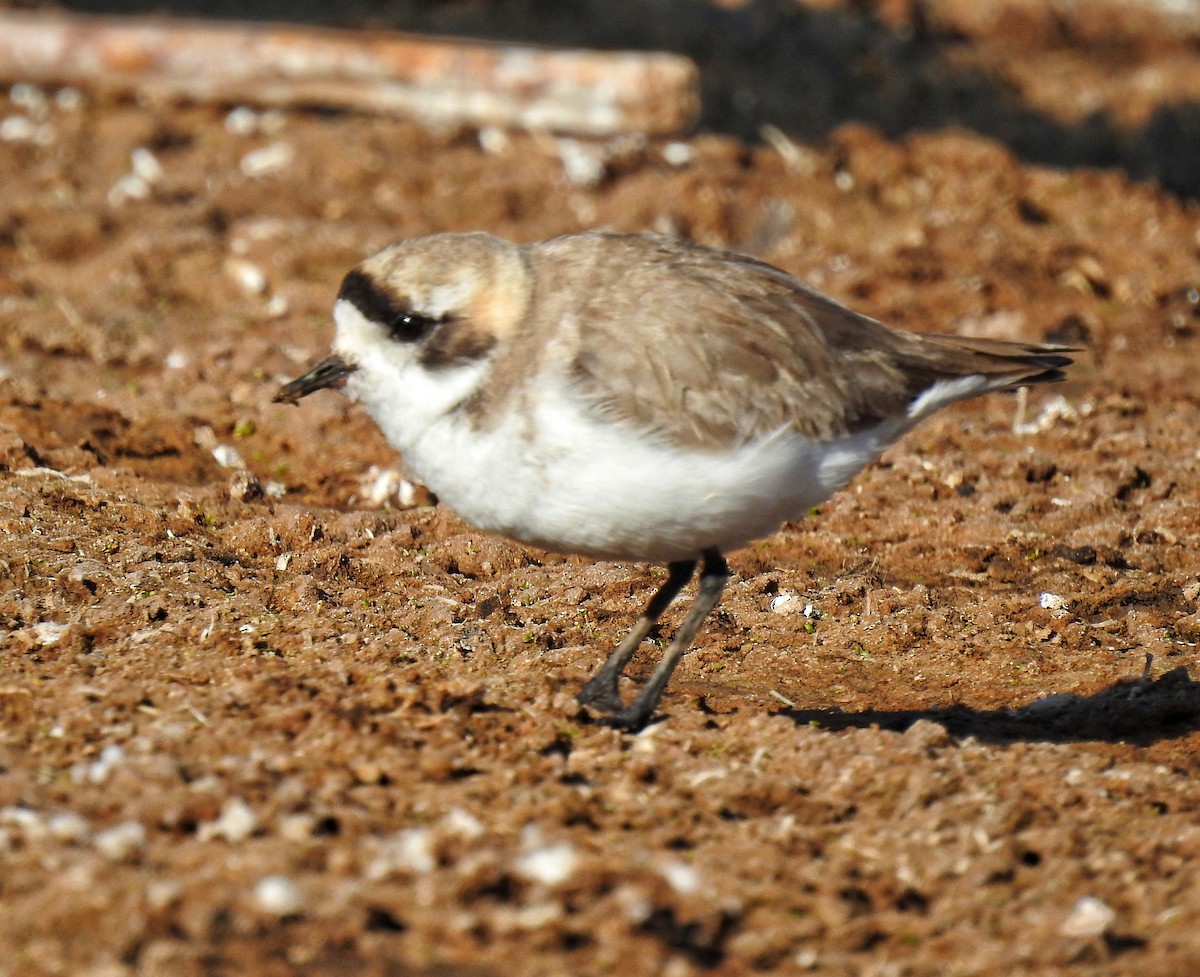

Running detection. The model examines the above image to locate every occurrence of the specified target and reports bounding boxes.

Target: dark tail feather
[905,336,1078,393]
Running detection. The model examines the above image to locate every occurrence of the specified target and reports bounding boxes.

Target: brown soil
[3,3,1200,975]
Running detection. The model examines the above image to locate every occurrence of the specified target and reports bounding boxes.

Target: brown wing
[523,232,1072,448]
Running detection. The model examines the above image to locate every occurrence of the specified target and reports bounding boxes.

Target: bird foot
[595,704,658,731]
[576,683,658,731]
[575,679,624,715]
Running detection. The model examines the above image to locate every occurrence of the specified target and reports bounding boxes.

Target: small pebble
[145,878,183,910]
[10,82,48,118]
[54,87,83,111]
[441,807,485,840]
[1060,895,1115,938]
[225,257,268,296]
[1039,592,1069,612]
[47,811,90,843]
[903,718,953,749]
[366,827,436,879]
[211,444,246,470]
[478,126,510,155]
[277,813,315,841]
[360,466,401,507]
[556,138,605,187]
[514,842,577,886]
[31,622,69,646]
[661,141,694,167]
[224,106,260,136]
[107,173,151,206]
[1,806,46,841]
[241,142,295,178]
[83,744,126,784]
[130,147,164,184]
[1039,591,1071,620]
[0,116,38,143]
[229,470,264,502]
[200,797,257,843]
[395,828,436,873]
[794,948,819,969]
[769,591,802,615]
[254,875,304,916]
[659,859,700,895]
[93,821,146,862]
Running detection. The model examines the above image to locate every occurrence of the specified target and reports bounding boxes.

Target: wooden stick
[918,0,1200,45]
[0,12,699,137]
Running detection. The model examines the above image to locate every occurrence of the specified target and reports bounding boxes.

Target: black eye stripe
[338,269,447,341]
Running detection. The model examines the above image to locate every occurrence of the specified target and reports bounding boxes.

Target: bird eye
[388,311,446,340]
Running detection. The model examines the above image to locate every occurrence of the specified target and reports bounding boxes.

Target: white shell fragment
[211,444,246,470]
[1060,895,1116,938]
[514,841,577,886]
[224,257,268,296]
[769,591,802,614]
[254,875,304,916]
[130,147,164,184]
[366,827,436,879]
[555,138,606,187]
[107,147,164,205]
[240,141,295,177]
[1013,393,1079,436]
[93,820,147,862]
[200,797,258,843]
[658,858,701,895]
[1039,592,1070,617]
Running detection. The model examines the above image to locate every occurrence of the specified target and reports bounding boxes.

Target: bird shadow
[772,663,1200,747]
[53,0,1200,200]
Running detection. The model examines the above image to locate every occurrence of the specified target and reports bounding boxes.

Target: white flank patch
[906,375,993,422]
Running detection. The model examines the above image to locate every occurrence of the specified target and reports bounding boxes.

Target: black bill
[273,355,357,405]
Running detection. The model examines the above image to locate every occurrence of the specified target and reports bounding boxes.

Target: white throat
[331,298,490,453]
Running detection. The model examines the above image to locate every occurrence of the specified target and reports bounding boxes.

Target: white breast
[386,375,908,563]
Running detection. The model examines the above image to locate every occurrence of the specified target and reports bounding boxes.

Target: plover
[275,231,1074,729]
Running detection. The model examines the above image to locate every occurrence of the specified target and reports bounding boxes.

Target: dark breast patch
[418,321,497,370]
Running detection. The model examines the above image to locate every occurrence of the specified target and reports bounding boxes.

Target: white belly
[392,382,904,563]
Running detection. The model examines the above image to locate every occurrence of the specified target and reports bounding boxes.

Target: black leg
[576,558,696,713]
[608,549,729,730]
[577,548,730,730]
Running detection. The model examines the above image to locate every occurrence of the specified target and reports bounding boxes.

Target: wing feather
[520,233,1072,449]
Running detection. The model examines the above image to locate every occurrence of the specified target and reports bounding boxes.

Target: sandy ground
[2,2,1200,975]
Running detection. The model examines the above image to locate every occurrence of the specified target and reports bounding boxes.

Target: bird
[274,230,1074,730]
